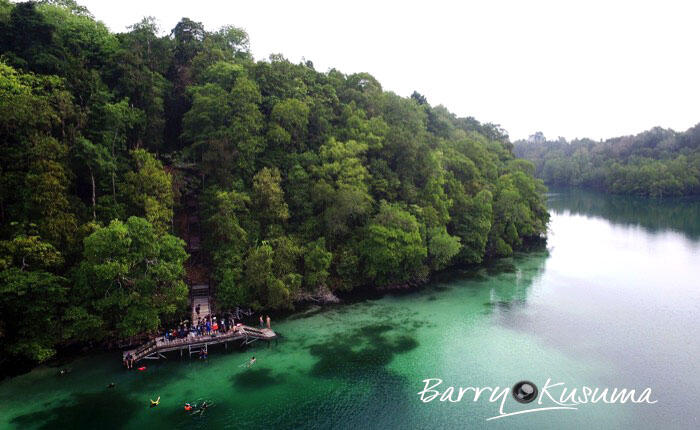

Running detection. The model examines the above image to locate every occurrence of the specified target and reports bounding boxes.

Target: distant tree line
[0,0,548,367]
[514,126,700,197]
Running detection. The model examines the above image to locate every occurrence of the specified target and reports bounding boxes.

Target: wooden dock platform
[121,232,277,367]
[122,326,277,365]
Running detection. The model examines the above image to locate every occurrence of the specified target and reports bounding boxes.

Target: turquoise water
[1,189,699,429]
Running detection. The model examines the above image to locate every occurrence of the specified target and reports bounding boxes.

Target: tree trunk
[112,130,119,200]
[90,168,96,221]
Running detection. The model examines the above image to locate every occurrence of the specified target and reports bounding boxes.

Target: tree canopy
[514,127,700,197]
[0,0,549,367]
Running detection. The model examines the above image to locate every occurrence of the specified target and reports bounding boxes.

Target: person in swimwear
[247,356,256,368]
[195,401,209,416]
[184,403,192,411]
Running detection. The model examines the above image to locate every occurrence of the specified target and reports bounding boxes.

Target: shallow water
[1,189,699,429]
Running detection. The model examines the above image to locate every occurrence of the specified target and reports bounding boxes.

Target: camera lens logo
[512,381,538,404]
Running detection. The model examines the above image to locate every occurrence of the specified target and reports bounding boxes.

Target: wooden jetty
[122,283,276,366]
[122,325,277,365]
[122,185,278,367]
[122,281,276,365]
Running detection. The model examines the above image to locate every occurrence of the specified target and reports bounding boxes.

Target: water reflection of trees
[547,188,700,240]
[482,248,549,311]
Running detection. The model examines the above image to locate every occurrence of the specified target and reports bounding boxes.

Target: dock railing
[122,325,277,365]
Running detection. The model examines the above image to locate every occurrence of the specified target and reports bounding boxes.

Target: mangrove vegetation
[0,0,548,368]
[514,126,700,197]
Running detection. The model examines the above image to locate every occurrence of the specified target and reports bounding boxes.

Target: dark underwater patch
[232,367,284,389]
[11,389,141,429]
[307,323,419,379]
[486,260,517,275]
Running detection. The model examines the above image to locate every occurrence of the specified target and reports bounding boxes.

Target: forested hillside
[0,0,548,367]
[513,126,700,197]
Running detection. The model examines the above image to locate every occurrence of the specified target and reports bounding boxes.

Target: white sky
[77,0,700,141]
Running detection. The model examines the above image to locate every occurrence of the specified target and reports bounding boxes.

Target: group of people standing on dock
[161,313,272,343]
[163,314,238,342]
[259,315,272,329]
[121,312,274,368]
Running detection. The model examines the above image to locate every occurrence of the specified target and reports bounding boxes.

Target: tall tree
[71,217,188,339]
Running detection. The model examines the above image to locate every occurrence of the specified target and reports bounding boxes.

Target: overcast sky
[77,0,700,141]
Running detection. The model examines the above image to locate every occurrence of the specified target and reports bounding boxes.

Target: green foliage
[121,149,174,233]
[182,73,264,184]
[514,127,700,197]
[0,1,550,364]
[269,98,310,150]
[303,238,332,289]
[72,217,188,339]
[0,268,66,362]
[242,240,301,310]
[486,172,548,257]
[361,202,428,286]
[451,189,493,264]
[0,234,66,362]
[427,227,461,271]
[252,167,289,236]
[311,138,374,243]
[0,234,63,270]
[202,188,250,309]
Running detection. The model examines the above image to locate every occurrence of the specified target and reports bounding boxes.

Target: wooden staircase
[191,284,211,322]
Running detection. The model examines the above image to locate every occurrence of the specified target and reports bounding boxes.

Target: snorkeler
[196,401,209,416]
[150,396,160,408]
[186,400,211,416]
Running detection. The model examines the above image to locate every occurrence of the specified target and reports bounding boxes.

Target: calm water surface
[1,189,699,429]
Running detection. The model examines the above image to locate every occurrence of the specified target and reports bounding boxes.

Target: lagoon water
[1,189,699,429]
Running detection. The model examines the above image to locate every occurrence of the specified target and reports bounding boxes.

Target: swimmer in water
[150,396,160,408]
[184,403,192,411]
[194,401,209,416]
[238,356,257,368]
[107,382,116,389]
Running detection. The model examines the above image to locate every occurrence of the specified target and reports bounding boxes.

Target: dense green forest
[0,0,548,367]
[513,126,700,197]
